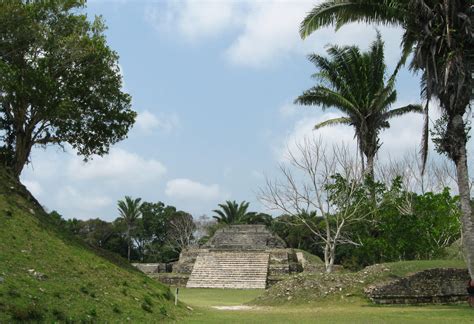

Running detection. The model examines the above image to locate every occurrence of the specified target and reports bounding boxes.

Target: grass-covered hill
[253,259,467,306]
[0,167,187,322]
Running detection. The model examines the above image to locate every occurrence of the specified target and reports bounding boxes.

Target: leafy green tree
[295,34,421,177]
[117,196,142,261]
[299,0,474,284]
[140,202,176,247]
[272,213,321,254]
[75,218,115,248]
[212,200,252,224]
[48,210,68,228]
[337,179,461,269]
[0,1,135,178]
[138,201,187,262]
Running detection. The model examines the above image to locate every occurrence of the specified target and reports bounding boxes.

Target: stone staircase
[186,251,269,289]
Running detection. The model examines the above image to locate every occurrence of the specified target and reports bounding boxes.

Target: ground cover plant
[0,168,186,322]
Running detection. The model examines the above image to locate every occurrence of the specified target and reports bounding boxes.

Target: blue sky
[21,0,469,221]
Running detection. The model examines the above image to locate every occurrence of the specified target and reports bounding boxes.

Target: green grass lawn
[176,288,473,323]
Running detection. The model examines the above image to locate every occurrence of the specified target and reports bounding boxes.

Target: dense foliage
[51,200,195,263]
[273,178,461,270]
[299,0,474,283]
[49,186,462,270]
[0,0,135,177]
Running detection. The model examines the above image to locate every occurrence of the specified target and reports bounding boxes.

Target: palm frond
[300,0,408,39]
[295,86,359,117]
[420,102,429,175]
[382,104,423,119]
[314,117,352,129]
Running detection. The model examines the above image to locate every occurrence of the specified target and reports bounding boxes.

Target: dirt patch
[212,305,256,311]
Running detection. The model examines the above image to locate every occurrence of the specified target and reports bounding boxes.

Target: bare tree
[193,214,216,243]
[166,212,196,252]
[376,151,473,195]
[259,137,371,273]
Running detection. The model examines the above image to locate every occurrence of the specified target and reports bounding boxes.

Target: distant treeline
[48,181,462,270]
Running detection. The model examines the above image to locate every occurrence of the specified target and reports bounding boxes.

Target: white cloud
[135,110,180,134]
[225,0,313,67]
[165,178,222,201]
[279,103,299,118]
[145,0,244,41]
[278,101,427,163]
[22,180,43,197]
[56,186,112,218]
[150,0,405,68]
[226,2,405,68]
[277,112,357,161]
[378,110,424,161]
[68,148,167,184]
[135,110,160,132]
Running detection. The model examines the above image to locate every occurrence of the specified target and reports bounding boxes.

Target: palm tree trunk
[365,153,375,180]
[126,225,131,262]
[454,142,474,282]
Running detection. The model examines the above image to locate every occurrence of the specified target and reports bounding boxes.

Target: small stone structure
[183,225,299,289]
[365,268,470,304]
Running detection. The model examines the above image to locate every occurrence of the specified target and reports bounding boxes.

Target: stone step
[186,251,269,289]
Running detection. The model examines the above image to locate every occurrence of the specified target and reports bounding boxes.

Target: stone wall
[172,248,204,274]
[365,268,469,304]
[204,225,286,250]
[150,274,189,287]
[132,263,169,274]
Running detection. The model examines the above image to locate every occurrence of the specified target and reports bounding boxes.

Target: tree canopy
[0,0,135,177]
[295,34,421,177]
[298,0,474,286]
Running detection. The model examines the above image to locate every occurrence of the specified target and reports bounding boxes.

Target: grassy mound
[253,259,467,306]
[0,167,187,322]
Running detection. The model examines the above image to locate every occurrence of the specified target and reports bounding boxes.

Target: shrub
[112,304,122,314]
[141,302,153,313]
[10,304,44,321]
[52,309,67,321]
[144,295,153,306]
[159,305,167,316]
[88,308,97,317]
[7,287,20,298]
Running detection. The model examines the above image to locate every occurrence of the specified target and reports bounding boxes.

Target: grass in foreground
[177,288,473,323]
[0,168,186,322]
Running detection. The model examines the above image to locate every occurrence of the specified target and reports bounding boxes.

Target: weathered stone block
[132,263,167,274]
[365,268,469,304]
[204,225,286,250]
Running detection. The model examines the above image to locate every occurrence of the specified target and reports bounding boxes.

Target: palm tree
[117,196,142,261]
[295,33,422,178]
[212,200,251,224]
[299,0,474,284]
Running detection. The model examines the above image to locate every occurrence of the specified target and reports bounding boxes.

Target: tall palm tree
[212,200,251,224]
[299,0,474,283]
[295,34,421,178]
[117,196,142,261]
